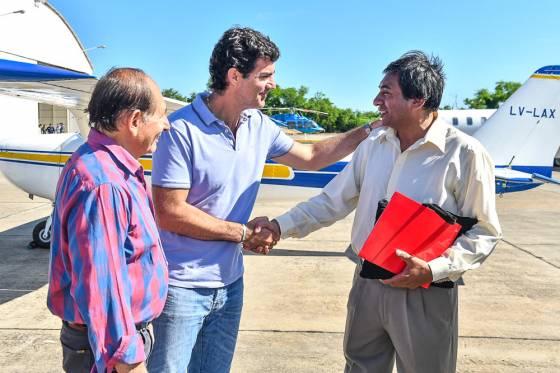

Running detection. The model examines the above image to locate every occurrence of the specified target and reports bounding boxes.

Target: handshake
[242,217,281,255]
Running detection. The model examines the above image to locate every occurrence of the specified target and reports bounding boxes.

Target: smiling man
[148,27,378,372]
[47,68,170,373]
[259,51,502,373]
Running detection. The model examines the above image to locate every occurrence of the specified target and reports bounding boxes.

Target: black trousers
[60,322,153,373]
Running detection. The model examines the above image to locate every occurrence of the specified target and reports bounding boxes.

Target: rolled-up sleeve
[429,146,502,282]
[67,183,144,372]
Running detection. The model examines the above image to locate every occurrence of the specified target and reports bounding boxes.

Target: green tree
[162,88,189,102]
[464,81,521,109]
[265,85,379,132]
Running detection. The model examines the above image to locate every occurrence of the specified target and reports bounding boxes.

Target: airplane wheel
[32,220,51,249]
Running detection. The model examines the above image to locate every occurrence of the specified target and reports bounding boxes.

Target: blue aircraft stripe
[1,148,73,155]
[534,66,560,75]
[266,160,348,173]
[0,58,95,81]
[496,165,553,178]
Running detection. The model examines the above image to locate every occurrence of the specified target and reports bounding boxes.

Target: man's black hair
[383,51,445,111]
[209,27,280,92]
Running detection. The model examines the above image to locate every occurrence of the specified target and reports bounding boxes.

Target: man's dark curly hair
[87,67,155,132]
[209,27,280,92]
[383,50,445,111]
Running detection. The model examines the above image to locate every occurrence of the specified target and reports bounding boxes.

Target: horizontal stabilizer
[532,173,560,185]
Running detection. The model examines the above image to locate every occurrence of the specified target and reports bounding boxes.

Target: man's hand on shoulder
[381,249,433,289]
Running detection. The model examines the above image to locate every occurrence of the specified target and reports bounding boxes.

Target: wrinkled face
[137,80,170,155]
[236,58,276,109]
[373,73,412,129]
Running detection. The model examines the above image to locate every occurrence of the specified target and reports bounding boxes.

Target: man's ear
[119,109,143,135]
[226,67,241,88]
[410,97,426,112]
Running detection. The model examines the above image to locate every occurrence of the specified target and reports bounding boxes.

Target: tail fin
[474,66,560,177]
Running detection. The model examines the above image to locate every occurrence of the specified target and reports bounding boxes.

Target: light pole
[82,45,107,53]
[0,9,25,17]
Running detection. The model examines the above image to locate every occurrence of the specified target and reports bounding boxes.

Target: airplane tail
[474,66,560,177]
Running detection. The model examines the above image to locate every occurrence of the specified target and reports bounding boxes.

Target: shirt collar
[422,117,448,153]
[192,91,252,128]
[378,116,448,154]
[87,128,143,175]
[192,92,216,127]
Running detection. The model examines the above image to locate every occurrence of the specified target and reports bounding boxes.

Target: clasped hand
[381,249,433,289]
[242,217,280,255]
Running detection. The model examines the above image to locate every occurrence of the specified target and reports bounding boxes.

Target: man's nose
[268,77,276,90]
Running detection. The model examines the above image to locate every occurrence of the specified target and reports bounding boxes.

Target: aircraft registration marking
[509,106,556,119]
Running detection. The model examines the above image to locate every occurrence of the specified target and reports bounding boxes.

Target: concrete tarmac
[0,171,559,372]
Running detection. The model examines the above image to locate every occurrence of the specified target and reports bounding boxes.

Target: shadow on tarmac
[0,218,50,304]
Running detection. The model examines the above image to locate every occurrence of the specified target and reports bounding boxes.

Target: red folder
[358,192,461,288]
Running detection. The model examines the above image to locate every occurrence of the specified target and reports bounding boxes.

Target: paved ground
[0,171,559,372]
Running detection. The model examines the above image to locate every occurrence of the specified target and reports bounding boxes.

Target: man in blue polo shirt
[148,27,378,373]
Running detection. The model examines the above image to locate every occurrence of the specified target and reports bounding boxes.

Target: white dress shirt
[275,119,502,282]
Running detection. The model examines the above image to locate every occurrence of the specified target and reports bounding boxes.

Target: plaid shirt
[47,129,168,372]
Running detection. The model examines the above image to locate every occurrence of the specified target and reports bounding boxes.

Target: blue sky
[51,0,560,112]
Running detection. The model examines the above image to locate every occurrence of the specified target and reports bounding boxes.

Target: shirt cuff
[428,256,453,282]
[275,213,296,239]
[107,332,145,371]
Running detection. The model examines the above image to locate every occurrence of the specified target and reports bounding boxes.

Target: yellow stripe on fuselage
[531,74,560,80]
[139,158,152,170]
[1,151,295,180]
[0,151,70,164]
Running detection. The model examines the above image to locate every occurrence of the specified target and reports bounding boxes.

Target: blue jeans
[148,277,244,373]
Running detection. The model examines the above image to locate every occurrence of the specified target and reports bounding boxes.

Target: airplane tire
[32,220,51,249]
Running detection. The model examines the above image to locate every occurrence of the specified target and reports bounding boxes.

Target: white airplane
[439,109,560,167]
[0,58,559,248]
[439,109,496,135]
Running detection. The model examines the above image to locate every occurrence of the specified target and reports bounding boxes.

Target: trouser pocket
[60,323,94,373]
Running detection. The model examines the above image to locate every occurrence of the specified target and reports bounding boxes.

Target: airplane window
[466,117,473,125]
[481,117,487,123]
[452,117,459,126]
[287,121,295,129]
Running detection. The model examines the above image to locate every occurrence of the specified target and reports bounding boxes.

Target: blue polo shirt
[151,93,294,288]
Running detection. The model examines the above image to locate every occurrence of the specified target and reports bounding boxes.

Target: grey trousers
[343,264,458,373]
[60,322,154,373]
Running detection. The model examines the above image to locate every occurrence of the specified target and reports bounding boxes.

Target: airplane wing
[494,167,560,193]
[0,58,97,110]
[0,58,186,114]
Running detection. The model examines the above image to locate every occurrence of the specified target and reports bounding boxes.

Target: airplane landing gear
[31,216,52,249]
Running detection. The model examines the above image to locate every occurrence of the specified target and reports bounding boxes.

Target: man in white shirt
[253,51,502,373]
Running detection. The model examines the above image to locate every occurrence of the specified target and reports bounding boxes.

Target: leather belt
[63,320,150,332]
[431,281,455,288]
